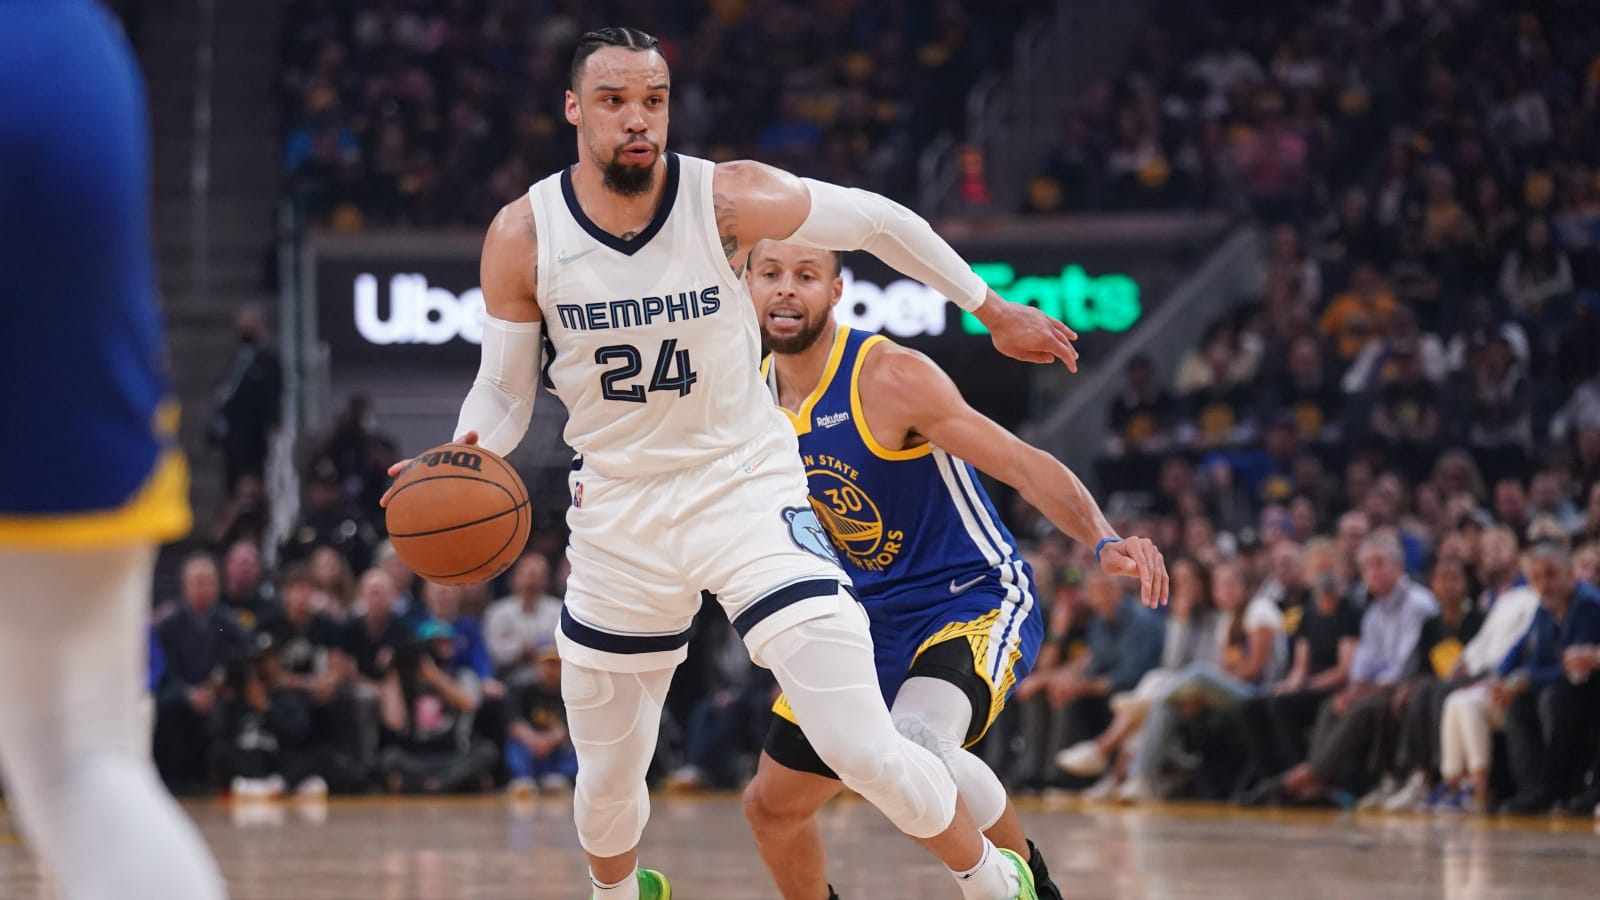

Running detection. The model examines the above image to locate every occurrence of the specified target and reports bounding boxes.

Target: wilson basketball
[384,442,531,586]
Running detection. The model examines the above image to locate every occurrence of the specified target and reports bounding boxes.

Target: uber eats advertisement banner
[311,237,1189,430]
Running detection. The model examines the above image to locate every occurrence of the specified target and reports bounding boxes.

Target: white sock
[592,867,640,900]
[951,838,1020,900]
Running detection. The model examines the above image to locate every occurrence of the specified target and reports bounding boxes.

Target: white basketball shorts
[557,426,852,673]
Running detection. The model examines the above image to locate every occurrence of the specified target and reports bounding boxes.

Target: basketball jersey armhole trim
[777,323,850,435]
[851,335,934,460]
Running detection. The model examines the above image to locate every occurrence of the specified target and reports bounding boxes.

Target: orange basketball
[384,442,531,586]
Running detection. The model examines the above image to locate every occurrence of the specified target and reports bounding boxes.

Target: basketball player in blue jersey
[743,240,1170,900]
[0,4,226,899]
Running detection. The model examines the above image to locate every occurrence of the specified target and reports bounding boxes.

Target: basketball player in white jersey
[385,27,1076,900]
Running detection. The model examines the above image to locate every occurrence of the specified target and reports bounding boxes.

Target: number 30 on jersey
[595,339,698,402]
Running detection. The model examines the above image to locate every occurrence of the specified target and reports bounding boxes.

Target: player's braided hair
[570,26,661,90]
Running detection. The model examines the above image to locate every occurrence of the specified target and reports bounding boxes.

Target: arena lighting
[349,263,1142,346]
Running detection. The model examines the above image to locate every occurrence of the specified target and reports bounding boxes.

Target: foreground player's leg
[752,603,1032,900]
[743,754,845,900]
[892,677,1063,900]
[0,546,226,900]
[561,661,675,900]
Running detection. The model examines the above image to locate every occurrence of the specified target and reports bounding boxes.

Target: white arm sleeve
[454,315,541,456]
[787,178,988,311]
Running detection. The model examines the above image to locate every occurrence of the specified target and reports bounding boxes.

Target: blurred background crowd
[132,0,1600,819]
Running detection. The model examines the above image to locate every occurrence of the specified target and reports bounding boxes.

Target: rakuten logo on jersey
[832,267,950,337]
[353,273,486,345]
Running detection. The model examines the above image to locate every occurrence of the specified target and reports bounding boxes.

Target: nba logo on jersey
[573,481,584,509]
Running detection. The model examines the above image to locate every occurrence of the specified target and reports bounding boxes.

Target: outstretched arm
[713,160,1080,371]
[861,343,1168,606]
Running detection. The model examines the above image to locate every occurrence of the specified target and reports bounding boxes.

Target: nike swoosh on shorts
[949,574,985,594]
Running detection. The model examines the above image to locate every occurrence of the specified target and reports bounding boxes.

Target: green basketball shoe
[636,868,671,900]
[997,847,1037,900]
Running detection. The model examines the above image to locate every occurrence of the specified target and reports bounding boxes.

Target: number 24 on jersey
[596,339,698,402]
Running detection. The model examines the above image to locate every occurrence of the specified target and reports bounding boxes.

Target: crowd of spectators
[1013,0,1600,818]
[279,0,1048,229]
[160,0,1600,818]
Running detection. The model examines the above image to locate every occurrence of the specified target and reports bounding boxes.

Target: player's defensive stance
[383,27,1080,900]
[0,4,227,899]
[745,240,1170,899]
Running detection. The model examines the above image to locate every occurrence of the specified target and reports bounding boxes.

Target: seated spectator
[1100,355,1177,494]
[504,648,578,795]
[1496,543,1600,813]
[220,539,281,634]
[154,553,250,792]
[1474,525,1525,611]
[1457,332,1533,482]
[1319,263,1398,362]
[308,544,356,617]
[1248,531,1437,805]
[377,620,498,794]
[1371,557,1485,810]
[1499,218,1574,333]
[1268,335,1344,447]
[422,581,493,682]
[1366,347,1445,480]
[1115,558,1286,802]
[1236,559,1360,792]
[1017,570,1163,787]
[1053,558,1217,795]
[1529,470,1584,536]
[279,458,380,572]
[1009,577,1092,786]
[374,540,429,632]
[484,554,562,681]
[1174,322,1261,449]
[342,569,410,682]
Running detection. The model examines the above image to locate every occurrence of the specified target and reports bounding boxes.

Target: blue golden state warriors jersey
[0,0,189,547]
[763,326,1041,726]
[763,325,1031,604]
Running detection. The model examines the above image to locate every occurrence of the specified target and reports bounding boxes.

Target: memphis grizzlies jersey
[761,325,1033,609]
[527,153,784,478]
[0,0,190,548]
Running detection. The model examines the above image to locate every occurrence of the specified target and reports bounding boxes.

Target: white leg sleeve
[759,604,958,839]
[0,546,226,900]
[562,661,673,858]
[891,677,1009,832]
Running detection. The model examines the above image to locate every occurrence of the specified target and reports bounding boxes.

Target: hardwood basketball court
[3,794,1597,898]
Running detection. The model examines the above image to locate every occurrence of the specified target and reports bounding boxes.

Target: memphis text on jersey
[554,285,722,332]
[803,451,905,572]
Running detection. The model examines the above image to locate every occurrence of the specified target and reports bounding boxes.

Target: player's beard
[601,141,659,197]
[761,307,832,355]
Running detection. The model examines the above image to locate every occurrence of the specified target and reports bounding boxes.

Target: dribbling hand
[379,431,479,508]
[1098,536,1169,608]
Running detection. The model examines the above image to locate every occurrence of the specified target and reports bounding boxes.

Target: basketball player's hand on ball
[380,431,479,507]
[1099,536,1168,608]
[975,291,1080,372]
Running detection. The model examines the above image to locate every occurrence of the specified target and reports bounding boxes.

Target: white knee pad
[563,662,672,858]
[893,677,1009,832]
[762,611,958,839]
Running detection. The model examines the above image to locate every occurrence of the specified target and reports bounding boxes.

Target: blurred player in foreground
[0,3,226,898]
[745,240,1169,899]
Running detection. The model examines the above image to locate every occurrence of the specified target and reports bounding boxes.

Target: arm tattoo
[713,191,743,274]
[524,207,538,289]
